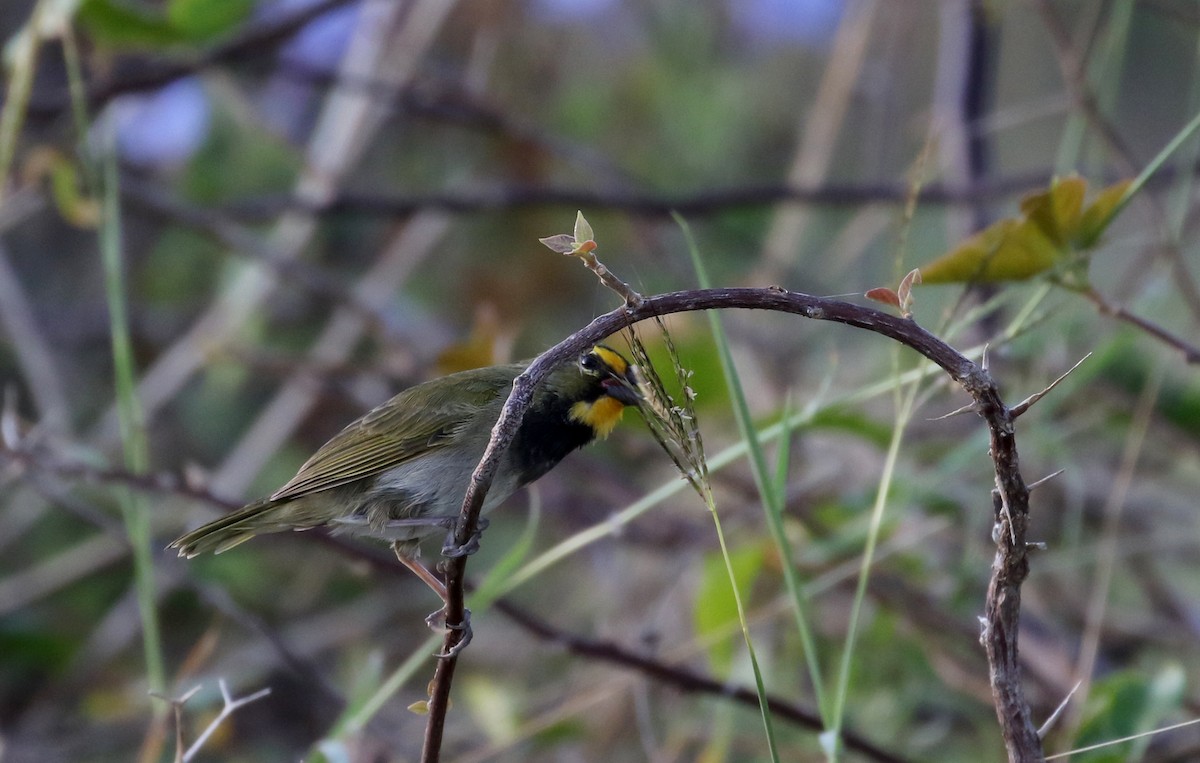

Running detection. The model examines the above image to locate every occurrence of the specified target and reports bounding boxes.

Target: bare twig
[1026,469,1065,493]
[151,679,271,762]
[492,599,912,763]
[1038,681,1082,739]
[1079,288,1200,364]
[1010,353,1092,418]
[418,284,1042,762]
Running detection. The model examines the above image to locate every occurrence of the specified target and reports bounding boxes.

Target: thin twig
[492,599,912,763]
[1010,353,1092,418]
[418,285,1042,761]
[154,679,272,762]
[1038,681,1082,739]
[1079,288,1200,364]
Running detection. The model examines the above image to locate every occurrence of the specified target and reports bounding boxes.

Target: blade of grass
[100,123,165,698]
[772,393,828,714]
[0,1,46,204]
[824,358,919,760]
[677,213,831,725]
[1103,107,1200,233]
[673,217,785,759]
[698,486,782,761]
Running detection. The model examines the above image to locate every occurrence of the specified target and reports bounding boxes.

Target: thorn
[1011,353,1092,419]
[1038,681,1083,739]
[1027,469,1065,492]
[2,386,21,449]
[981,343,991,372]
[1026,541,1048,551]
[929,401,978,420]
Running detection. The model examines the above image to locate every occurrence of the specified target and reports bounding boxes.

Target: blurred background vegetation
[2,0,1200,761]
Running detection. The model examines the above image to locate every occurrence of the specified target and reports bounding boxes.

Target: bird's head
[562,344,642,438]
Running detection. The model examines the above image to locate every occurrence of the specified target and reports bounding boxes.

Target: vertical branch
[973,379,1043,761]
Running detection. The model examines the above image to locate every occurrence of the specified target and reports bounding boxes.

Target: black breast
[509,399,597,485]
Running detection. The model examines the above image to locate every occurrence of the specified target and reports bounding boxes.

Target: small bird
[171,345,641,606]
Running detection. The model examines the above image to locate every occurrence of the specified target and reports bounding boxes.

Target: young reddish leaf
[865,287,902,309]
[895,268,921,315]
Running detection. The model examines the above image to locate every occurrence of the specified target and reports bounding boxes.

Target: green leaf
[920,175,1141,284]
[693,544,765,677]
[1075,179,1133,250]
[573,210,594,244]
[78,0,252,48]
[1073,665,1185,762]
[1021,175,1086,248]
[920,217,1060,283]
[168,0,253,41]
[77,0,186,48]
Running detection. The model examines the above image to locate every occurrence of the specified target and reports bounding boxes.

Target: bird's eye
[579,352,601,374]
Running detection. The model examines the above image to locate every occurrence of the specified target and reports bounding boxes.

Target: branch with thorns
[418,214,1063,763]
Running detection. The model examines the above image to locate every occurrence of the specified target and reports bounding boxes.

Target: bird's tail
[170,499,313,558]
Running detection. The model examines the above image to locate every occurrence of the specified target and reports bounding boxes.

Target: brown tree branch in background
[491,600,913,763]
[209,173,1066,219]
[0,439,909,761]
[111,170,1200,368]
[22,0,358,121]
[421,286,1043,763]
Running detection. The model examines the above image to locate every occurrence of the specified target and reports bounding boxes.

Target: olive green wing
[269,367,521,501]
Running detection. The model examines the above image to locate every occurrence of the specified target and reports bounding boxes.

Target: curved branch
[420,287,1042,762]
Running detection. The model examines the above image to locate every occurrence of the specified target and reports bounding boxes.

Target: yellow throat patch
[570,395,626,439]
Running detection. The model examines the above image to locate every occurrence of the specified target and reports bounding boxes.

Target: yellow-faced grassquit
[171,345,641,603]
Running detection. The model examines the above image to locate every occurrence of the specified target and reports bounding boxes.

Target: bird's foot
[441,517,490,558]
[426,607,473,658]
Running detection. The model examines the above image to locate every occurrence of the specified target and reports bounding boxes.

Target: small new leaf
[865,287,902,310]
[573,210,594,245]
[538,234,577,254]
[896,268,921,316]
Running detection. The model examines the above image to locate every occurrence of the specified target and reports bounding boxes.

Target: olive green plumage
[170,346,639,561]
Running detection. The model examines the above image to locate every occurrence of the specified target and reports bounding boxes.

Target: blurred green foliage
[1,2,1200,762]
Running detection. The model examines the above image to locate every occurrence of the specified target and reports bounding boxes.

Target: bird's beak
[602,366,643,406]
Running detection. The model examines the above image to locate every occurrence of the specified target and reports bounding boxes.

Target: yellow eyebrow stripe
[591,345,628,375]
